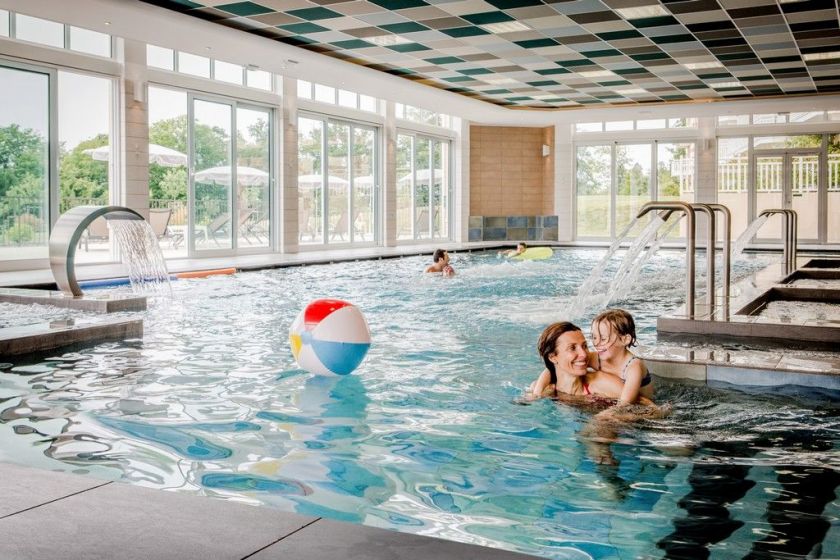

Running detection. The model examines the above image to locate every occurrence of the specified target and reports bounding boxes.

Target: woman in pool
[529,321,653,406]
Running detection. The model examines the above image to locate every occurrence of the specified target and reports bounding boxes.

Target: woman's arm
[586,350,600,371]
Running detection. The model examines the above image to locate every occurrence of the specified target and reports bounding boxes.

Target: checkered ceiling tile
[139,0,840,109]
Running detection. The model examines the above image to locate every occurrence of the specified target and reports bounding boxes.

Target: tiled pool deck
[0,461,535,560]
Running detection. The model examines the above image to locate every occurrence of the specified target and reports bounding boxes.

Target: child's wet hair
[592,309,637,347]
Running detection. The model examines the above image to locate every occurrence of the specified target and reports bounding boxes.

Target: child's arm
[527,368,553,399]
[586,350,599,370]
[617,359,647,404]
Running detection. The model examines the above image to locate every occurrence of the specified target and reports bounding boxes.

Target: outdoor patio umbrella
[194,166,269,187]
[84,143,187,167]
[298,174,349,189]
[398,168,444,184]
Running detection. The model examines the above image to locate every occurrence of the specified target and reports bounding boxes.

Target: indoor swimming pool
[1,249,838,560]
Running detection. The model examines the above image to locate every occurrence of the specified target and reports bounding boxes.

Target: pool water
[1,249,839,560]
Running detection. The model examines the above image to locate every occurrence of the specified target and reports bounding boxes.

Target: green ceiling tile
[389,68,416,75]
[387,42,431,53]
[527,80,559,86]
[486,0,544,8]
[217,2,273,16]
[631,52,670,61]
[515,38,558,49]
[368,0,428,8]
[614,68,648,75]
[331,39,374,49]
[660,95,690,100]
[507,96,532,101]
[581,49,622,58]
[440,26,489,38]
[171,0,202,8]
[281,36,316,46]
[279,22,329,34]
[484,89,512,94]
[558,59,593,67]
[544,98,567,102]
[652,34,695,44]
[677,84,708,90]
[594,93,622,99]
[535,68,571,75]
[599,80,631,86]
[717,86,746,91]
[379,22,429,34]
[629,15,679,28]
[696,72,732,79]
[578,99,603,104]
[444,76,475,82]
[596,30,643,40]
[286,7,342,21]
[462,11,514,25]
[425,56,464,64]
[460,68,493,75]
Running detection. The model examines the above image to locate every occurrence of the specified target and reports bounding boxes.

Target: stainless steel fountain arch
[757,209,798,275]
[49,205,144,297]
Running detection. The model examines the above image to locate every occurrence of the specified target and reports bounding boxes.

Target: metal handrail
[691,203,716,314]
[706,203,732,319]
[758,209,798,274]
[637,201,696,318]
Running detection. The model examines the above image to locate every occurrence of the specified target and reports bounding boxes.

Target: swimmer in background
[425,248,455,276]
[499,242,527,258]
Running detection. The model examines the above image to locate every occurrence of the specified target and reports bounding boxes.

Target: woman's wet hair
[592,308,637,347]
[433,249,447,263]
[537,321,582,385]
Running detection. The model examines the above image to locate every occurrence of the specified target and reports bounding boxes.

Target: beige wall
[470,126,554,216]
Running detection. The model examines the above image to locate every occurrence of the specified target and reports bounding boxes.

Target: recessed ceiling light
[578,70,615,78]
[803,51,840,61]
[367,35,411,47]
[684,61,723,70]
[616,88,646,94]
[104,21,111,26]
[478,21,530,34]
[712,81,742,88]
[532,94,558,100]
[482,76,519,85]
[614,5,670,19]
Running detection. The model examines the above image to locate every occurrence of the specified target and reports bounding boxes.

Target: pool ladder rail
[757,209,798,276]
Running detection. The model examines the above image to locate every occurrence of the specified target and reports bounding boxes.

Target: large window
[576,145,611,238]
[396,132,451,241]
[59,71,115,263]
[298,115,377,246]
[830,134,840,244]
[148,86,272,257]
[0,64,50,261]
[576,142,695,239]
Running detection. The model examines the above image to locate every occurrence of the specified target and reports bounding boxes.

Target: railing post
[692,204,716,315]
[637,201,696,319]
[707,203,731,320]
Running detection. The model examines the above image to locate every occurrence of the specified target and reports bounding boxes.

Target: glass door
[754,149,821,243]
[0,63,52,262]
[191,97,233,254]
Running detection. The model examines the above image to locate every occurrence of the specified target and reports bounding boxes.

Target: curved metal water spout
[49,205,144,297]
[758,209,798,274]
[706,203,732,319]
[637,201,696,318]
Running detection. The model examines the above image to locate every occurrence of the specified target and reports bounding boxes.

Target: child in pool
[589,309,654,403]
[529,309,653,404]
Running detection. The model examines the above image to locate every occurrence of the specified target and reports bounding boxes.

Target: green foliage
[59,133,109,202]
[0,124,46,199]
[5,222,36,244]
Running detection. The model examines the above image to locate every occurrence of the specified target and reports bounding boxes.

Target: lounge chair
[149,208,182,249]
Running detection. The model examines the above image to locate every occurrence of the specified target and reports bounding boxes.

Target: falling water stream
[109,219,171,295]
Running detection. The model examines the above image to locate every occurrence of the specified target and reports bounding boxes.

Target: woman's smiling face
[550,330,589,377]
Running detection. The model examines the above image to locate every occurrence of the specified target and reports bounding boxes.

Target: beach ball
[289,299,371,376]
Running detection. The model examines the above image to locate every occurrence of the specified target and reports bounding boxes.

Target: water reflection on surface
[1,250,839,559]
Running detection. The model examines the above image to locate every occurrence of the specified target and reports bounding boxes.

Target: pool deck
[0,460,536,560]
